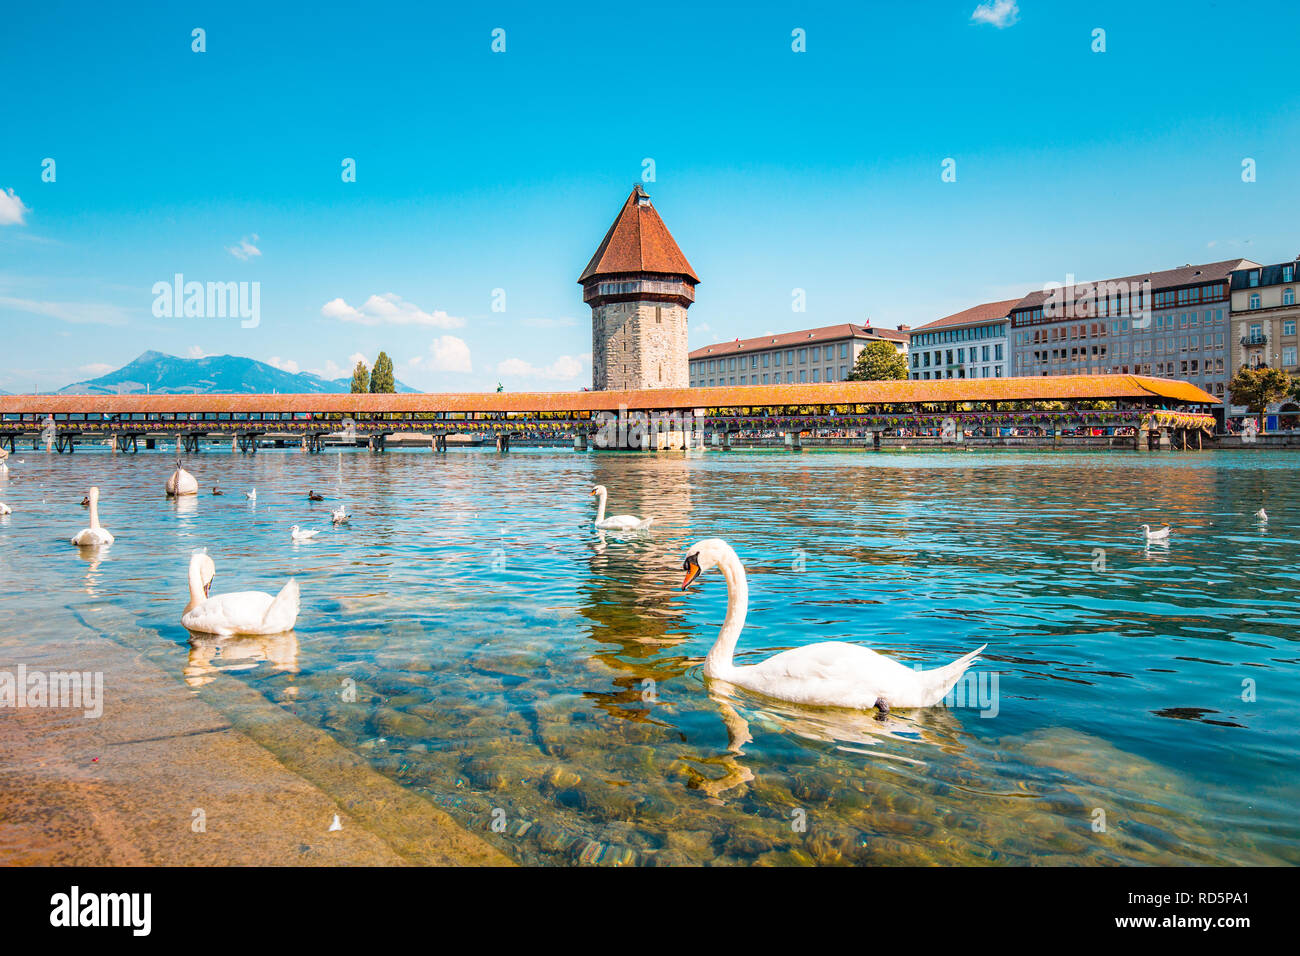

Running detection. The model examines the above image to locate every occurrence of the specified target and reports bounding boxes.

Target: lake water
[2,446,1297,865]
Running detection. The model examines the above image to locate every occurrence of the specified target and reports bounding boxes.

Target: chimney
[896,323,911,332]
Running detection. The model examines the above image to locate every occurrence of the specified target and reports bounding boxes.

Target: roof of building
[1011,258,1259,311]
[689,323,909,359]
[913,298,1022,333]
[578,185,699,284]
[1229,257,1300,290]
[0,375,1217,417]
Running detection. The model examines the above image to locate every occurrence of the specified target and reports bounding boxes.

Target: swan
[71,486,114,546]
[590,484,653,531]
[1255,508,1268,521]
[331,505,348,525]
[166,459,199,497]
[681,538,985,712]
[0,503,10,515]
[245,489,256,500]
[1140,524,1171,542]
[290,525,320,542]
[181,551,300,636]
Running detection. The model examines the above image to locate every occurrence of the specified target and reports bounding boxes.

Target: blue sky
[2,0,1297,393]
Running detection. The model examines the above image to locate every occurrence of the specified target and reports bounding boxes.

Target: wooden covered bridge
[0,374,1218,454]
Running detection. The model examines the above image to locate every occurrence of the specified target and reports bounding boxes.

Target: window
[772,352,781,367]
[812,369,821,382]
[840,343,849,359]
[1284,264,1295,283]
[1285,347,1297,367]
[1249,270,1261,287]
[1285,289,1296,306]
[840,366,847,379]
[824,345,834,360]
[1250,293,1261,309]
[798,348,807,363]
[763,353,770,367]
[798,370,806,383]
[1285,320,1297,336]
[729,358,736,370]
[785,350,794,365]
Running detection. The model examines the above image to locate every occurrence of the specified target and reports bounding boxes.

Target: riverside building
[688,323,910,387]
[1008,259,1257,407]
[1227,256,1300,422]
[908,299,1017,380]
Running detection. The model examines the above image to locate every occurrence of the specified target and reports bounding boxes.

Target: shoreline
[0,610,512,867]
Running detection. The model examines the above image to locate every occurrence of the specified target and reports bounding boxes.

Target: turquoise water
[1,446,1297,864]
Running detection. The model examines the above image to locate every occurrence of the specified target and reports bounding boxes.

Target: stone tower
[579,184,698,391]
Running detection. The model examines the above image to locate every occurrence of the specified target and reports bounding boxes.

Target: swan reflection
[184,630,300,687]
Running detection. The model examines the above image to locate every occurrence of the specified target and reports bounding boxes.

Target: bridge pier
[237,432,261,454]
[572,432,587,452]
[433,433,448,452]
[495,433,510,453]
[784,431,802,452]
[56,432,80,454]
[113,433,139,454]
[871,430,882,451]
[1135,424,1149,451]
[182,433,202,454]
[368,434,387,454]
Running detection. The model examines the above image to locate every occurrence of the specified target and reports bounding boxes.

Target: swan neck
[704,550,748,676]
[88,494,101,530]
[185,557,204,613]
[594,489,606,524]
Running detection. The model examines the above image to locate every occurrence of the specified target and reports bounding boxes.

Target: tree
[369,351,396,393]
[1228,365,1291,431]
[349,360,370,394]
[846,341,908,381]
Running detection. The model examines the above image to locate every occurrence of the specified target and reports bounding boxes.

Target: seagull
[331,505,349,525]
[1140,524,1172,542]
[329,815,342,832]
[212,486,224,496]
[1255,508,1268,521]
[291,525,320,542]
[245,489,256,500]
[0,503,11,515]
[308,490,325,501]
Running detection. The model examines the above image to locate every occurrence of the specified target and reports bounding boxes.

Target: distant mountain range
[55,351,417,395]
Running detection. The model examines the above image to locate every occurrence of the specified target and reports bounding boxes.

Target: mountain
[56,351,417,395]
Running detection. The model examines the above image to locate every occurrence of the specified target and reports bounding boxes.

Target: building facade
[689,323,909,387]
[1008,259,1257,403]
[908,299,1017,380]
[580,185,698,391]
[1227,256,1300,420]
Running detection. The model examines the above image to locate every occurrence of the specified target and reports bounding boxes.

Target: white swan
[0,502,10,515]
[71,486,114,546]
[681,538,985,712]
[181,551,300,636]
[290,525,320,541]
[1140,524,1171,542]
[590,484,653,531]
[246,488,256,500]
[166,459,198,496]
[331,505,348,525]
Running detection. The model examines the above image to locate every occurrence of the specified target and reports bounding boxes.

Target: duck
[331,505,349,525]
[590,484,653,531]
[71,486,114,546]
[166,459,199,497]
[80,494,90,507]
[290,525,320,542]
[181,551,299,636]
[1140,524,1172,542]
[212,486,224,496]
[680,538,985,713]
[307,490,325,501]
[245,489,257,501]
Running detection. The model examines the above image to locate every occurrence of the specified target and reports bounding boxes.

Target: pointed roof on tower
[578,184,699,284]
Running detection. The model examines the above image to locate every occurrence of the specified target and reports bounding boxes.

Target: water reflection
[184,630,300,687]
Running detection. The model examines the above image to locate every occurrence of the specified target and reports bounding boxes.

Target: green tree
[349,360,370,394]
[369,351,396,393]
[1228,365,1291,431]
[846,341,909,381]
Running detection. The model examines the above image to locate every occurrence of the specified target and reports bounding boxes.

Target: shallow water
[1,446,1297,865]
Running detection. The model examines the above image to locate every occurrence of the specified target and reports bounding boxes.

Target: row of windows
[1245,265,1296,287]
[1246,288,1297,309]
[693,367,852,387]
[911,324,1006,348]
[912,344,1004,368]
[691,343,853,374]
[911,366,1005,379]
[1014,310,1227,345]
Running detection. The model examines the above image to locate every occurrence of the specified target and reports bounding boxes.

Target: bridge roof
[0,375,1217,415]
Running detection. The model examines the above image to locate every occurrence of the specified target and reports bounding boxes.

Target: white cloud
[78,363,114,376]
[187,345,208,359]
[0,295,129,326]
[971,1,1019,28]
[322,293,465,329]
[267,356,300,374]
[426,335,472,373]
[0,188,29,226]
[227,234,261,260]
[496,354,584,381]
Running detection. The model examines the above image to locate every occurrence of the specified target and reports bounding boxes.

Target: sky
[2,0,1298,393]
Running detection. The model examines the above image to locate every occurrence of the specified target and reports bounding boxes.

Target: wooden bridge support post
[785,431,802,452]
[495,433,510,453]
[572,432,587,452]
